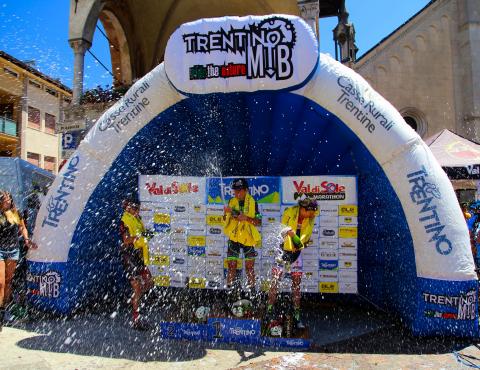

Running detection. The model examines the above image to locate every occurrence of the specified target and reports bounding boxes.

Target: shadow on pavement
[14,310,208,362]
[11,294,478,360]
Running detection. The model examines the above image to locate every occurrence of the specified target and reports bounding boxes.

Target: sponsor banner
[319,205,339,216]
[319,271,339,281]
[301,247,319,259]
[320,227,338,238]
[339,270,357,282]
[161,322,208,341]
[319,249,338,260]
[170,276,187,288]
[261,336,311,349]
[187,235,206,247]
[319,282,339,293]
[206,258,224,271]
[187,225,207,236]
[172,203,190,214]
[206,280,223,289]
[303,259,318,270]
[339,238,357,249]
[319,216,338,227]
[165,15,318,95]
[206,236,225,247]
[188,277,207,289]
[339,260,357,269]
[262,215,281,227]
[206,246,224,258]
[339,216,358,226]
[207,177,280,204]
[300,282,319,293]
[282,176,357,204]
[339,251,357,260]
[171,214,189,225]
[191,204,206,214]
[139,175,206,203]
[319,260,339,271]
[205,270,224,281]
[207,226,223,236]
[171,245,188,256]
[147,265,170,276]
[206,205,224,214]
[189,215,206,225]
[171,256,187,266]
[339,282,358,294]
[319,239,339,249]
[338,205,358,217]
[188,246,206,256]
[150,254,170,266]
[339,227,358,239]
[303,271,319,281]
[259,204,281,215]
[154,275,171,287]
[207,318,261,345]
[140,174,357,295]
[206,214,224,226]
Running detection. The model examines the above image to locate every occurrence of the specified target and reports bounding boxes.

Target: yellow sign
[319,282,339,293]
[339,205,358,216]
[206,214,224,226]
[154,275,170,287]
[150,254,170,266]
[339,227,358,239]
[224,258,243,269]
[187,235,206,247]
[260,280,271,292]
[188,277,206,289]
[153,213,171,224]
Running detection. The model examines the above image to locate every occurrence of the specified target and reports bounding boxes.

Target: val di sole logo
[184,17,296,81]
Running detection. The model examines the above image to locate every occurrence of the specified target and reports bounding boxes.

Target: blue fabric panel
[413,277,478,336]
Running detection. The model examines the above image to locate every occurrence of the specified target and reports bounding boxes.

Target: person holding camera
[266,197,318,330]
[223,178,262,294]
[119,198,154,330]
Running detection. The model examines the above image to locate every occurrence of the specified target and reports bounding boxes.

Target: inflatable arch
[29,15,477,336]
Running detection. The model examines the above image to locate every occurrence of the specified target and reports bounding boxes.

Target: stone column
[69,39,91,105]
[298,0,319,39]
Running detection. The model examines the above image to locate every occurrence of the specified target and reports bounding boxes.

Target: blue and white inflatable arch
[29,15,477,336]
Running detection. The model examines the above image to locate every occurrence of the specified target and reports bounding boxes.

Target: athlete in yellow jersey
[223,178,262,293]
[119,198,153,330]
[267,197,318,330]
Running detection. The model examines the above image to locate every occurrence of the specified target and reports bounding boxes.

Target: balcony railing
[0,117,17,137]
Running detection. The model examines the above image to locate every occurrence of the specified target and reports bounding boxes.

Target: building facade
[354,0,480,141]
[0,51,72,174]
[62,0,349,137]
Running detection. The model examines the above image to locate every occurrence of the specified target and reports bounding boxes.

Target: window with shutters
[44,156,56,173]
[28,106,40,130]
[45,113,56,134]
[27,152,40,167]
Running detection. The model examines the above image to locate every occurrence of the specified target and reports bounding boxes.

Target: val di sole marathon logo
[183,17,296,81]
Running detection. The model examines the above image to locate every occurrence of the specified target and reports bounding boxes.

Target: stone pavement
[0,302,478,369]
[1,320,478,369]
